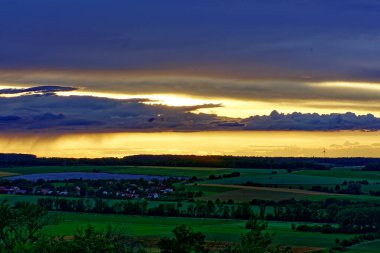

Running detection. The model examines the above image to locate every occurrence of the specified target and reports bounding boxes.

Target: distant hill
[2,153,380,170]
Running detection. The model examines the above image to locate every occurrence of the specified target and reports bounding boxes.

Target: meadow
[3,165,380,203]
[0,165,231,178]
[346,240,380,253]
[193,183,380,202]
[44,212,353,249]
[2,164,380,252]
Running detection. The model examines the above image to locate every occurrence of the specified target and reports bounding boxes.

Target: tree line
[37,197,380,228]
[1,153,369,170]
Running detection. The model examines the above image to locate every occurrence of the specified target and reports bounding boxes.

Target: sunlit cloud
[3,71,380,118]
[316,82,380,91]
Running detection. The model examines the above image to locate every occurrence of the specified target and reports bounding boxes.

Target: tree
[35,225,146,253]
[0,200,146,253]
[158,225,208,253]
[232,217,291,253]
[0,201,56,252]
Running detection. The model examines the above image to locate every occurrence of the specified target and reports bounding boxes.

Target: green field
[107,166,231,177]
[197,186,332,202]
[346,239,380,252]
[0,194,43,205]
[188,183,380,202]
[0,165,231,178]
[5,166,380,185]
[44,212,353,249]
[294,169,380,180]
[184,184,235,196]
[0,194,198,210]
[2,165,380,252]
[0,171,19,177]
[202,172,354,185]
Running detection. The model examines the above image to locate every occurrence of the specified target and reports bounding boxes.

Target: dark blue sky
[1,0,380,81]
[2,0,380,134]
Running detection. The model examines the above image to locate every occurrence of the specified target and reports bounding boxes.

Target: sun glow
[3,81,380,118]
[59,90,215,107]
[316,81,380,91]
[1,131,380,158]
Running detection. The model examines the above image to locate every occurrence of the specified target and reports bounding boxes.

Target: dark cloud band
[1,90,380,132]
[0,1,379,82]
[0,86,77,95]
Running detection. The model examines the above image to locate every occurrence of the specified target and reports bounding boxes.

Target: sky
[1,0,380,157]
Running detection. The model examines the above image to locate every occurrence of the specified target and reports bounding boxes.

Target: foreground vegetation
[0,201,294,253]
[3,154,380,251]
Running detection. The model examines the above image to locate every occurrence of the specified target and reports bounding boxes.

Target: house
[59,190,68,196]
[148,193,160,199]
[0,186,27,194]
[41,188,54,195]
[0,186,12,194]
[162,188,174,194]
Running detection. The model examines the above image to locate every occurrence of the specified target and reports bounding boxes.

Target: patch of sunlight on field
[0,171,19,177]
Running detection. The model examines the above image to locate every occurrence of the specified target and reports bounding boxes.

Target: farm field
[107,166,232,177]
[4,165,380,186]
[3,165,380,203]
[2,164,380,252]
[0,194,195,210]
[0,165,231,178]
[5,172,171,181]
[294,169,380,180]
[346,239,380,252]
[0,171,19,177]
[193,183,380,202]
[0,194,272,216]
[44,212,353,249]
[202,172,355,185]
[196,183,340,202]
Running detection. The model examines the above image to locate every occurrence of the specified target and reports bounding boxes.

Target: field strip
[114,166,229,171]
[0,171,20,177]
[197,183,341,196]
[291,247,325,253]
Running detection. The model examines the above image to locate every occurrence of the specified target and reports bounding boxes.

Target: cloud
[243,111,380,131]
[0,116,21,122]
[0,92,232,133]
[0,0,379,83]
[3,72,380,105]
[0,85,77,95]
[2,88,380,132]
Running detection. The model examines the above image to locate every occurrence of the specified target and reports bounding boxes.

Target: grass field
[0,166,231,178]
[107,166,231,177]
[1,165,379,251]
[294,170,380,180]
[346,239,380,252]
[0,194,272,216]
[44,212,353,249]
[190,183,380,202]
[0,194,199,210]
[196,183,339,202]
[0,194,43,204]
[202,172,353,185]
[0,171,19,177]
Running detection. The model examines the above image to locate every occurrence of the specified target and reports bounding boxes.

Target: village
[0,178,177,200]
